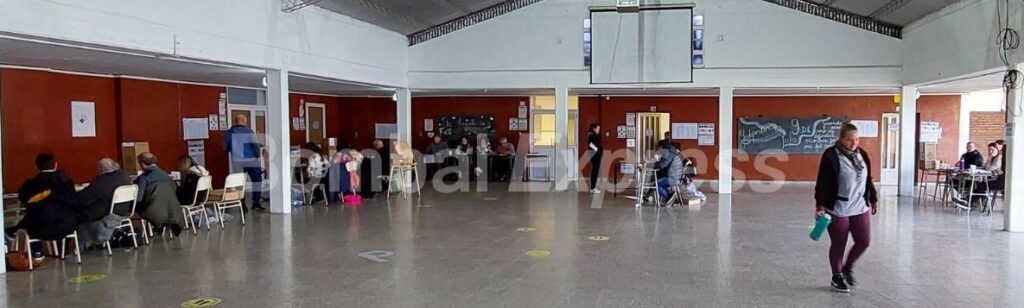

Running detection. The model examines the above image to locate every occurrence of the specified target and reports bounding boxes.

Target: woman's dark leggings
[827,212,871,275]
[590,153,602,190]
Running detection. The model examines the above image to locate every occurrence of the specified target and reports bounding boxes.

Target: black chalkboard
[738,116,846,154]
[437,115,495,145]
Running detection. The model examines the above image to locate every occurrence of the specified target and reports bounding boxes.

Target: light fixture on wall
[392,92,398,101]
[262,76,268,87]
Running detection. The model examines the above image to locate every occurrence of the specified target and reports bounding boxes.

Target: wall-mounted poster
[187,140,206,166]
[182,118,210,140]
[850,120,879,138]
[509,118,519,131]
[616,125,627,139]
[424,118,434,132]
[738,116,846,154]
[518,105,528,118]
[517,118,528,131]
[698,123,715,146]
[626,113,636,126]
[71,101,96,137]
[208,114,219,130]
[672,123,699,140]
[920,121,942,143]
[626,138,636,148]
[218,115,228,130]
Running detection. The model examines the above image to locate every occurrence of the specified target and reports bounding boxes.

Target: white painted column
[266,69,292,214]
[1004,66,1024,231]
[718,86,734,194]
[898,86,919,197]
[396,88,412,145]
[554,86,570,191]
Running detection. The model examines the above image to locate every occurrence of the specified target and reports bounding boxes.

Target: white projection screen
[591,8,693,84]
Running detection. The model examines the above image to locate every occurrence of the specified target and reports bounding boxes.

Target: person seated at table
[360,139,390,199]
[4,154,79,257]
[74,158,131,247]
[959,142,985,169]
[495,136,516,181]
[455,137,474,180]
[134,152,183,236]
[651,140,683,204]
[175,155,210,205]
[426,135,449,155]
[301,143,329,203]
[985,142,1005,191]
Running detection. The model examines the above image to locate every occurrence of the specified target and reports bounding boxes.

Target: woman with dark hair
[175,155,210,205]
[587,123,603,194]
[814,123,878,293]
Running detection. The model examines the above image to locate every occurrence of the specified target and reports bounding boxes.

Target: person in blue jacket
[224,114,264,211]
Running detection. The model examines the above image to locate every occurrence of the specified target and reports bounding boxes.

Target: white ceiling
[0,36,391,97]
[807,0,962,26]
[315,0,505,35]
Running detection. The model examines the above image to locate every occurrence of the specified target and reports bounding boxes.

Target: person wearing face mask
[814,123,878,293]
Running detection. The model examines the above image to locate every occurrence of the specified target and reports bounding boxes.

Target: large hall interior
[1,0,1023,306]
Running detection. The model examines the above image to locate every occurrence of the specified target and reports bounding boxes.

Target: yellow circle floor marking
[181,297,222,308]
[516,227,537,232]
[526,250,551,257]
[587,236,610,241]
[483,197,499,201]
[68,274,106,283]
[417,204,433,208]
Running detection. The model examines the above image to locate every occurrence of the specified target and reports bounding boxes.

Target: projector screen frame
[588,4,696,85]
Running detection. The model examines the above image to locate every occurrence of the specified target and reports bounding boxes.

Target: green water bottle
[810,213,831,241]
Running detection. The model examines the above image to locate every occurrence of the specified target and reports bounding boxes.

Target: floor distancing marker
[526,250,550,257]
[484,197,499,201]
[68,274,105,283]
[587,236,610,241]
[181,297,222,307]
[516,227,537,232]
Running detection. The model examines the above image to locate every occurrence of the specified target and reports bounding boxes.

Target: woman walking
[587,123,603,194]
[814,123,878,293]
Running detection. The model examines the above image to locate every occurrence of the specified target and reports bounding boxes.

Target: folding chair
[106,184,141,255]
[180,175,213,234]
[13,230,80,270]
[211,173,247,229]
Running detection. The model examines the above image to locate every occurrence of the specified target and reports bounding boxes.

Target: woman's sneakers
[831,274,851,293]
[843,269,857,287]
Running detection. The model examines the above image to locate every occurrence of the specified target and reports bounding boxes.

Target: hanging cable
[996,0,1023,116]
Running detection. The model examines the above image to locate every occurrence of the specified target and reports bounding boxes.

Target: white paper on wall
[187,140,206,166]
[424,118,434,132]
[182,118,210,140]
[208,114,219,130]
[71,101,96,137]
[850,120,879,138]
[920,121,942,143]
[671,123,699,139]
[698,123,715,146]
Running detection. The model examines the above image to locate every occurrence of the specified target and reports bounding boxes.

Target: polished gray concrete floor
[2,184,1023,307]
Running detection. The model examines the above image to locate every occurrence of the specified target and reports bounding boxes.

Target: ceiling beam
[761,0,901,38]
[282,0,327,13]
[869,0,915,19]
[408,0,544,46]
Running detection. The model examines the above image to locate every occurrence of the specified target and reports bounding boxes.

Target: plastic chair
[13,230,80,270]
[106,184,141,255]
[180,175,213,234]
[211,173,247,229]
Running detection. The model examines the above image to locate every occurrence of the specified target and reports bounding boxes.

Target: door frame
[304,102,326,143]
[880,113,900,186]
[227,104,268,173]
[529,108,579,181]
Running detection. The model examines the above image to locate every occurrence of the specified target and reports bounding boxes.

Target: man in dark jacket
[959,142,985,169]
[134,152,183,236]
[224,114,264,211]
[360,139,391,198]
[74,158,131,246]
[5,154,79,245]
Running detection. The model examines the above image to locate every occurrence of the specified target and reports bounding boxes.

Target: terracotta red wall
[119,79,227,186]
[410,97,528,151]
[579,96,720,180]
[1,69,119,190]
[289,93,342,147]
[917,95,962,166]
[733,95,960,181]
[336,97,395,149]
